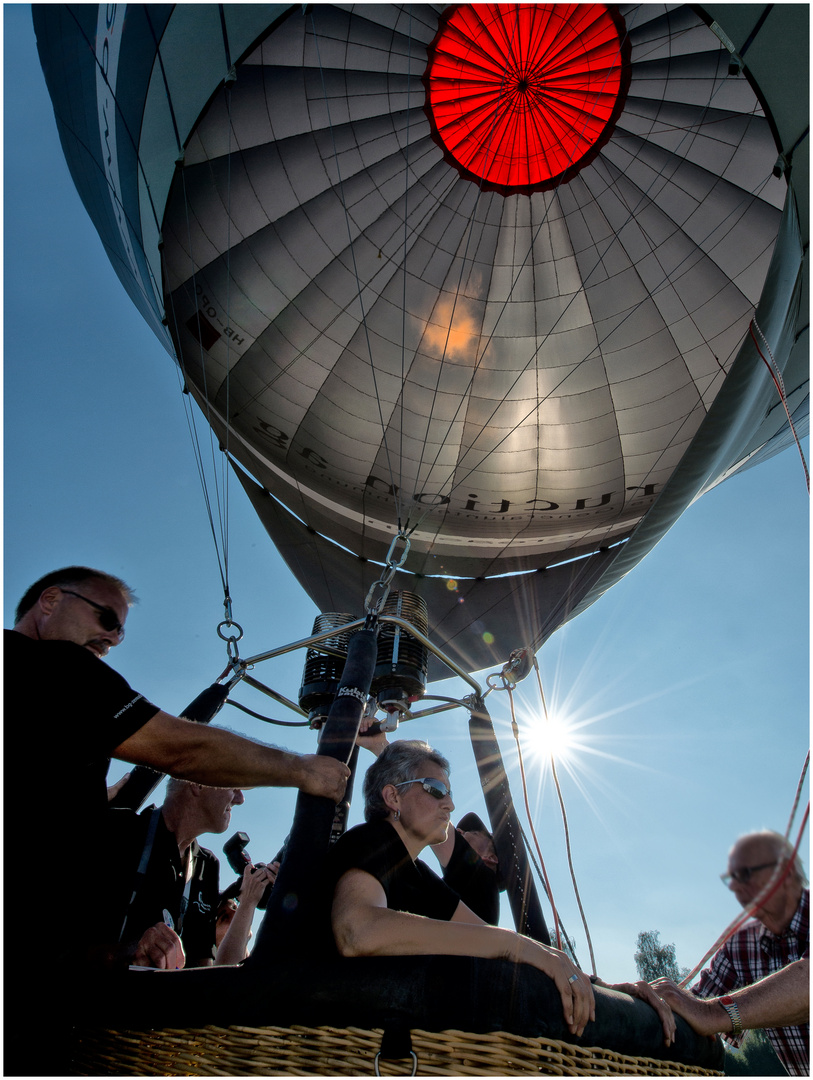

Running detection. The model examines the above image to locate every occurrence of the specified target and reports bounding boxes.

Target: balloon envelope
[34,4,808,674]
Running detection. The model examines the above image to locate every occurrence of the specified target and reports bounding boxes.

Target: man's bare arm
[652,960,809,1036]
[113,711,349,800]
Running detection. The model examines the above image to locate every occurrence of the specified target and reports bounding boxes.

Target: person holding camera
[215,860,280,965]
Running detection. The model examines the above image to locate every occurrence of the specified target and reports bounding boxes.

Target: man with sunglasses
[8,566,349,801]
[5,566,350,1074]
[647,830,808,1076]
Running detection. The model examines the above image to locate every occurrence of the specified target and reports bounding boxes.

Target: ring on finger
[568,974,579,984]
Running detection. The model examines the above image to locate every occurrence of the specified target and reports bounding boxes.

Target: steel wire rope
[503,681,563,954]
[158,38,245,610]
[515,817,581,965]
[124,3,240,610]
[157,191,230,604]
[173,154,235,602]
[59,13,229,583]
[308,7,404,527]
[532,656,598,976]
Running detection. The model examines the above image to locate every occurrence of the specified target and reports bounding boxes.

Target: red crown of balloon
[424,3,631,195]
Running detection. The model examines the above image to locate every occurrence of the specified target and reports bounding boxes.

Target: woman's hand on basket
[512,937,595,1038]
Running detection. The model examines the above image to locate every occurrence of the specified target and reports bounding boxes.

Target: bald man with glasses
[649,830,809,1076]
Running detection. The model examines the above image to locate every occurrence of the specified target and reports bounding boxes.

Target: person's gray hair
[363,739,450,822]
[164,777,195,803]
[15,566,136,623]
[744,829,808,886]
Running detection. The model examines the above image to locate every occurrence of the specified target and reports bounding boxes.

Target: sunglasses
[393,777,452,800]
[60,589,126,638]
[720,861,777,886]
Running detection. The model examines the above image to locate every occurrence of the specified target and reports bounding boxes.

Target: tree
[549,926,579,965]
[722,1029,785,1076]
[634,930,690,983]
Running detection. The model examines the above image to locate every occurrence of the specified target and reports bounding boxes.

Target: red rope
[748,320,809,492]
[680,801,809,987]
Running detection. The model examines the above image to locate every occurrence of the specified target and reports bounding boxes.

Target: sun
[521,710,579,766]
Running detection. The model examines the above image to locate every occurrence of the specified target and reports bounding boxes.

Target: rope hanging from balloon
[678,752,809,988]
[532,656,598,976]
[486,652,596,975]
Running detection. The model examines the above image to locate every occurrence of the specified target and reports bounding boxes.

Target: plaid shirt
[691,888,809,1076]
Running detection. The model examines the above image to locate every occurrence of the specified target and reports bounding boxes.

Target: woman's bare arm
[331,868,594,1037]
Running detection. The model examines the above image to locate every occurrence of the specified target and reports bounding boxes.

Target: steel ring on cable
[217,619,244,642]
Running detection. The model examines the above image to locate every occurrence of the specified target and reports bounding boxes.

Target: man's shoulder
[4,629,126,684]
[4,629,88,663]
[191,840,219,867]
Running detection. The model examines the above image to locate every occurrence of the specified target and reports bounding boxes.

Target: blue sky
[4,5,809,983]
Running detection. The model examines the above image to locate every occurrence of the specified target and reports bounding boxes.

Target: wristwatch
[718,995,743,1036]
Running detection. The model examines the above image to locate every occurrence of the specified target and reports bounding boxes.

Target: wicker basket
[71,1024,724,1076]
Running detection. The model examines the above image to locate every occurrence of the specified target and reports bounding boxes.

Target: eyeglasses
[60,589,125,638]
[393,777,452,800]
[720,861,777,886]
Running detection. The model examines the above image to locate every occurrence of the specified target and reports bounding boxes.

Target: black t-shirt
[326,820,461,922]
[4,630,160,968]
[442,830,501,925]
[102,807,221,967]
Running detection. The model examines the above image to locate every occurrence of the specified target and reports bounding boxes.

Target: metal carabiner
[365,530,411,615]
[364,577,392,616]
[217,619,244,643]
[217,619,244,663]
[385,531,411,569]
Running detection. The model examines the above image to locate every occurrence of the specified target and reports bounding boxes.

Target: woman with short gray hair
[324,739,597,1039]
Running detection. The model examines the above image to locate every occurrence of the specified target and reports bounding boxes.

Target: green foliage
[722,1028,785,1076]
[548,926,579,965]
[633,930,690,982]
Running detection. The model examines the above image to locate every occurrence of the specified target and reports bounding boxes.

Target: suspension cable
[532,657,598,976]
[489,671,562,952]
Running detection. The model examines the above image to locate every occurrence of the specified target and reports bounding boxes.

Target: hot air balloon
[31,4,807,1074]
[33,2,808,679]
